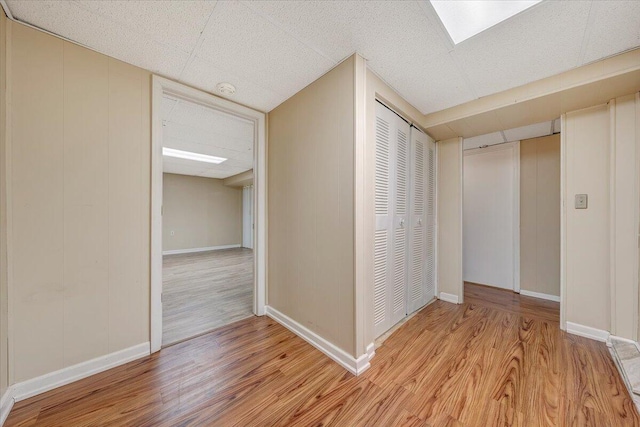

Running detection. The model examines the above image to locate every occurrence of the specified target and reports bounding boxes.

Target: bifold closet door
[374,102,410,338]
[407,128,436,314]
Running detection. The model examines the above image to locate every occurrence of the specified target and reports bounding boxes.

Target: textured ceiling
[162,95,254,179]
[5,1,640,114]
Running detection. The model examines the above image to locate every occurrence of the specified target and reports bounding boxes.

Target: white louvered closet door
[391,117,409,327]
[374,102,410,338]
[407,127,436,314]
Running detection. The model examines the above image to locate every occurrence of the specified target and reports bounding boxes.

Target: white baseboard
[0,387,14,427]
[439,292,459,304]
[12,342,150,402]
[266,306,373,375]
[566,322,611,343]
[519,289,561,302]
[163,244,241,256]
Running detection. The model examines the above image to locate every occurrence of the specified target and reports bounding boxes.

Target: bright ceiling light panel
[162,147,227,164]
[430,0,541,44]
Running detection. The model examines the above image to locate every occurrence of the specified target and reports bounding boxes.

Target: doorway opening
[150,77,266,352]
[462,120,561,305]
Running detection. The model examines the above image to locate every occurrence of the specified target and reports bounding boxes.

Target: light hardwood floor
[6,283,638,426]
[162,247,254,346]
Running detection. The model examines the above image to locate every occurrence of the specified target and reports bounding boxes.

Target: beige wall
[437,137,463,301]
[268,57,355,356]
[9,22,150,383]
[163,173,242,252]
[0,10,8,398]
[612,94,639,340]
[564,104,610,332]
[520,134,561,297]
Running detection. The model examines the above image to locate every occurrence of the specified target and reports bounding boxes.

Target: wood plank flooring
[162,248,254,346]
[7,283,638,426]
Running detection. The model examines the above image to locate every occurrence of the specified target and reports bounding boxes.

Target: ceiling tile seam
[238,0,338,65]
[178,0,220,80]
[577,1,596,66]
[69,0,196,56]
[415,0,455,51]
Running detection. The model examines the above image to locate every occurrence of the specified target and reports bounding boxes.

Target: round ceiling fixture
[216,82,236,96]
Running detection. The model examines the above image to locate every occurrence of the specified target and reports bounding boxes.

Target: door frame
[150,76,267,353]
[462,141,520,292]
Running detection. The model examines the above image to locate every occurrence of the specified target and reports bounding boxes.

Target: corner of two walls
[267,55,356,357]
[0,9,9,401]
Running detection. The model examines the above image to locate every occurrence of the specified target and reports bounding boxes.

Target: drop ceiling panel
[164,125,253,153]
[503,121,552,142]
[180,56,285,112]
[369,51,477,114]
[7,0,190,78]
[194,1,335,98]
[582,1,640,65]
[6,0,640,117]
[73,0,217,53]
[452,1,591,98]
[167,100,254,141]
[162,95,253,179]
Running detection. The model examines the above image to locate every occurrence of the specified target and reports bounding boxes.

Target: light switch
[575,194,588,209]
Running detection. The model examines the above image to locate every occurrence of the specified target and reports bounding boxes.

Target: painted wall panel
[162,173,242,251]
[62,42,110,367]
[10,23,151,383]
[11,23,65,382]
[565,105,610,332]
[437,137,463,301]
[520,134,561,297]
[0,10,8,397]
[268,57,355,356]
[613,94,639,340]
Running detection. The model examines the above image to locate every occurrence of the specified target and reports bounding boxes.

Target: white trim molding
[0,387,14,426]
[162,244,240,256]
[566,322,611,343]
[11,342,150,402]
[151,75,267,353]
[266,306,374,376]
[519,289,561,303]
[439,292,460,304]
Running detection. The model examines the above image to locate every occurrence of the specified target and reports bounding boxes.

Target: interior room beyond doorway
[160,93,256,346]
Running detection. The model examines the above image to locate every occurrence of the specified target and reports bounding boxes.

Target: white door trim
[560,114,567,330]
[463,141,520,292]
[150,76,267,353]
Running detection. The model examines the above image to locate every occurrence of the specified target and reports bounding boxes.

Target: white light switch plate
[575,194,588,209]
